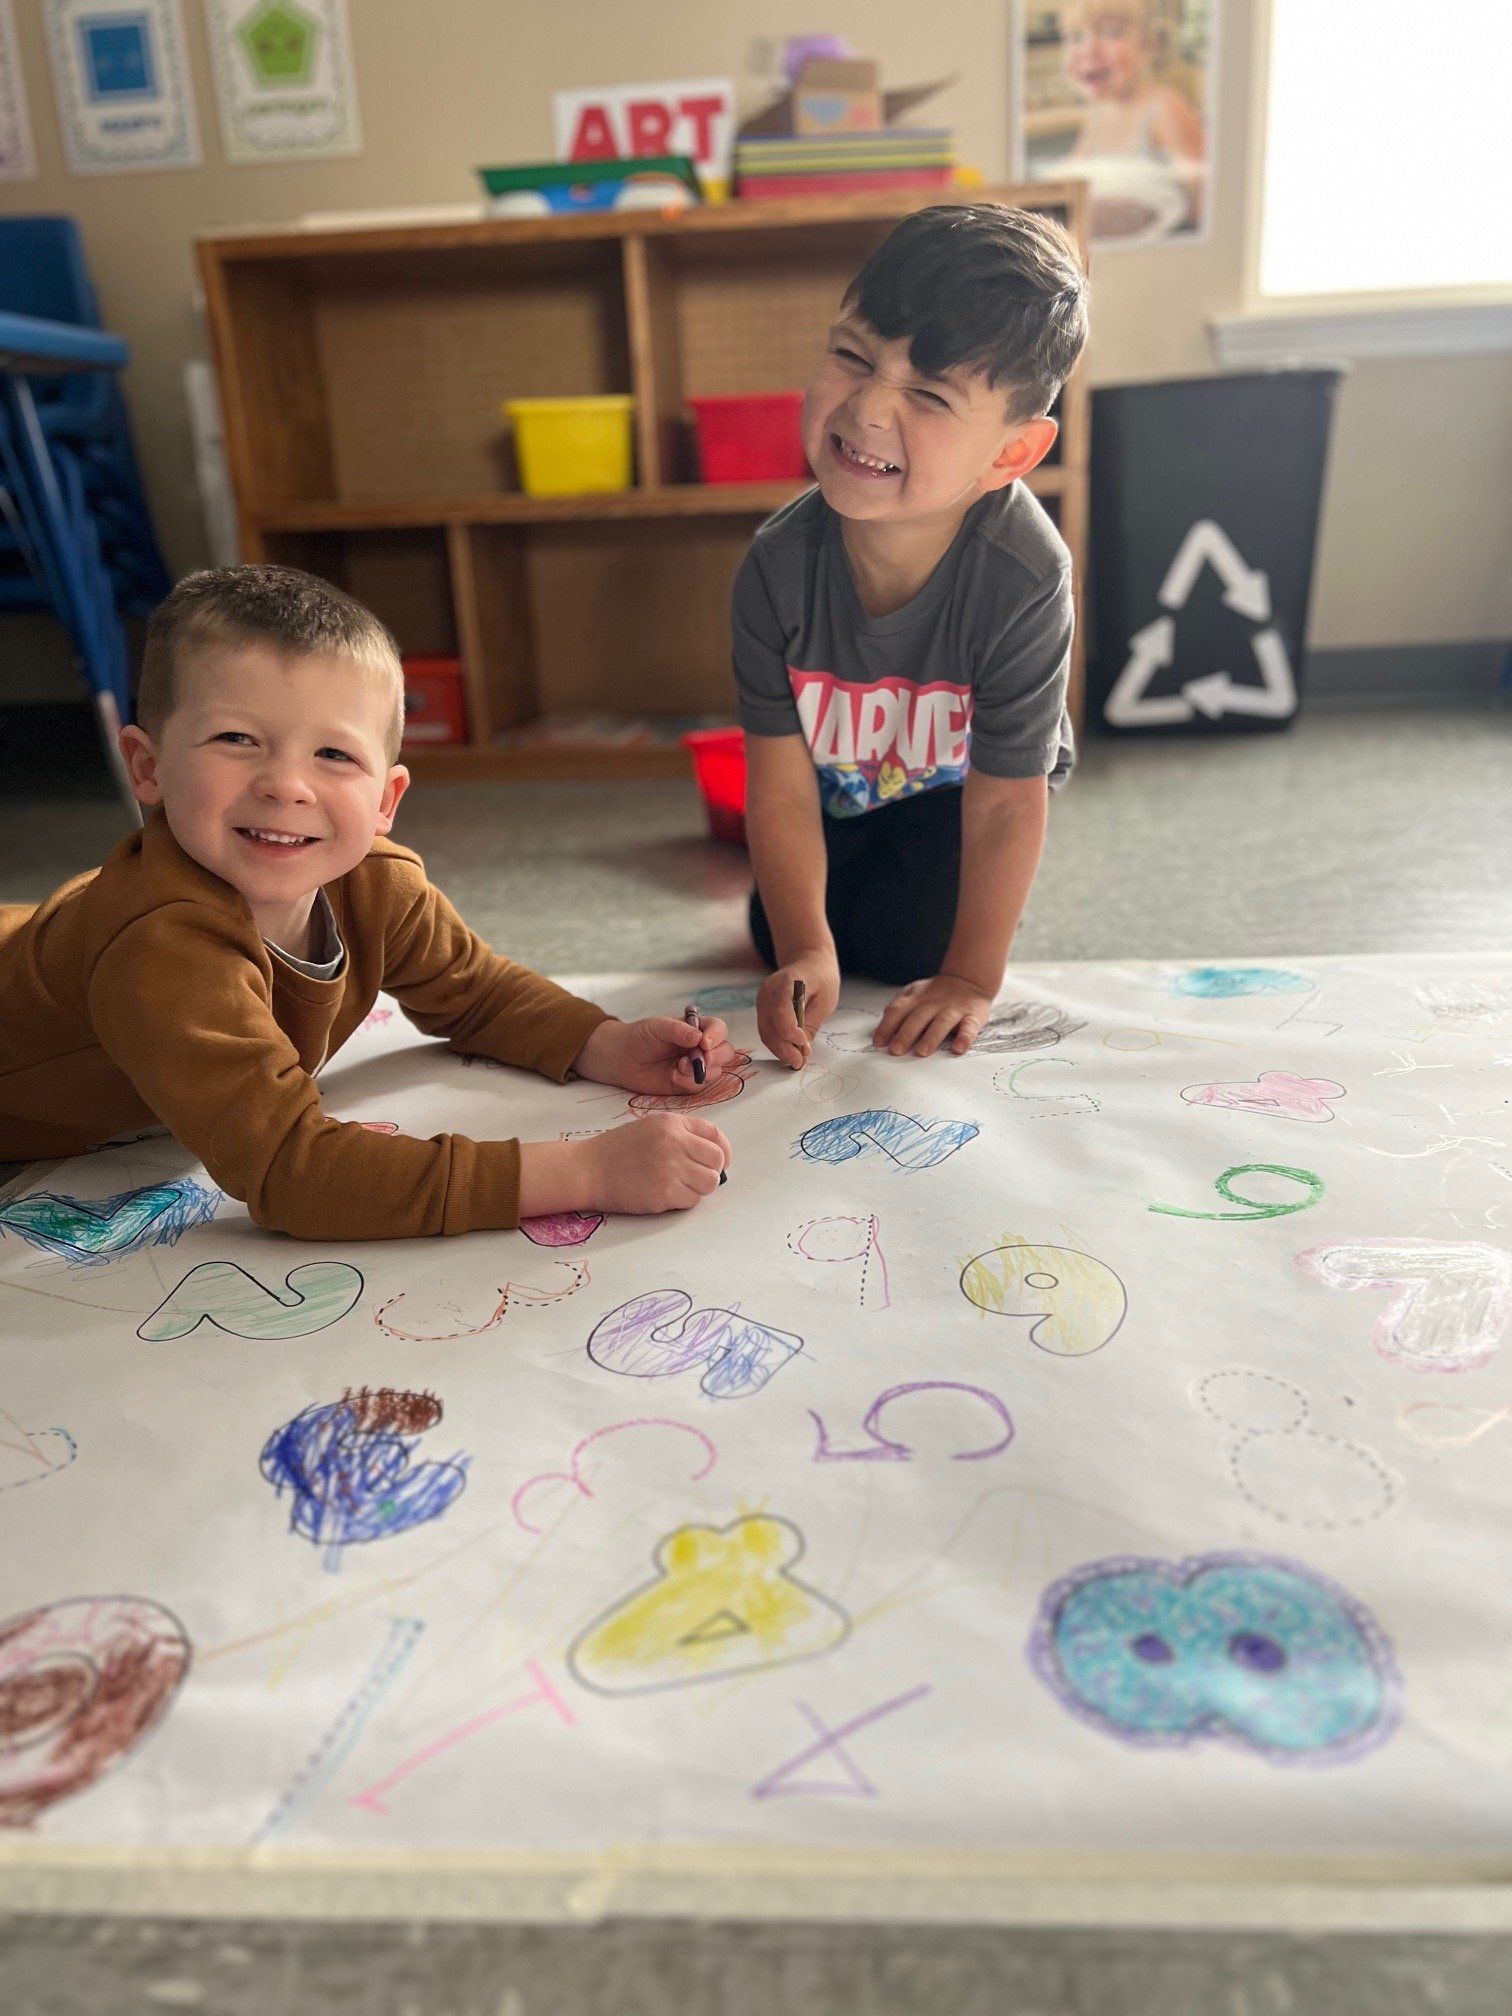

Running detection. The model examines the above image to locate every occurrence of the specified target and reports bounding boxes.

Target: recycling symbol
[1104,520,1297,728]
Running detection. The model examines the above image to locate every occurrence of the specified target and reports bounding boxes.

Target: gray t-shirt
[732,483,1075,819]
[264,885,346,981]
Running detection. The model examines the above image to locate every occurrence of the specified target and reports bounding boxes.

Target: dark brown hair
[842,204,1089,420]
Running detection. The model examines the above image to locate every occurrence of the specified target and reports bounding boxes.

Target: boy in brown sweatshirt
[0,565,736,1238]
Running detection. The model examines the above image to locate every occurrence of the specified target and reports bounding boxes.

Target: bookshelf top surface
[199,182,1087,267]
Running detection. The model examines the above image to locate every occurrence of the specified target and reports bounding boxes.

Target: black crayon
[683,1002,706,1086]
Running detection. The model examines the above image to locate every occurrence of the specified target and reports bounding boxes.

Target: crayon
[683,1003,706,1086]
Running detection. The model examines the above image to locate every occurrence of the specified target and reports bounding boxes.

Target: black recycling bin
[1086,369,1342,736]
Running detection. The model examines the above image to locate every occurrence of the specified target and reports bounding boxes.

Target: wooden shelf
[200,185,1091,782]
[251,468,1069,535]
[201,183,1091,264]
[403,738,696,784]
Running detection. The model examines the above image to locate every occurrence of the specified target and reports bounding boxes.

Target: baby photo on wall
[1014,0,1213,247]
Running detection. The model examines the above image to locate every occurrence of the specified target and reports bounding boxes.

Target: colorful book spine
[735,148,954,171]
[736,131,954,159]
[736,167,954,200]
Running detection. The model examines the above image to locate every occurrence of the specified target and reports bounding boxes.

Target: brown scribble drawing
[628,1051,755,1116]
[340,1387,443,1435]
[374,1261,590,1342]
[0,1597,191,1828]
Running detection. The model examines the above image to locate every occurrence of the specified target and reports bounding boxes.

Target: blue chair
[0,216,104,420]
[0,217,169,618]
[1,308,142,819]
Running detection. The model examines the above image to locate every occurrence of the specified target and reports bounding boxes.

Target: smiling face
[1061,6,1152,101]
[801,315,1055,527]
[119,644,409,941]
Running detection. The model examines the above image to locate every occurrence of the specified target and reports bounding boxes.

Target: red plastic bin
[682,726,747,845]
[688,392,808,484]
[400,655,469,747]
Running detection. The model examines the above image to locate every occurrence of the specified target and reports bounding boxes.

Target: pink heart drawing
[1182,1071,1345,1123]
[521,1210,605,1248]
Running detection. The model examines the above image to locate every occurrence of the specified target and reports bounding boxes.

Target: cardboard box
[741,57,952,142]
[792,58,881,135]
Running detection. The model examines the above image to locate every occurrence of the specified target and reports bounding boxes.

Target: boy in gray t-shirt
[732,204,1088,1065]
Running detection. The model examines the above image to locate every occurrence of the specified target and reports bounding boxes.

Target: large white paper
[43,0,198,174]
[1,955,1509,1873]
[0,0,37,181]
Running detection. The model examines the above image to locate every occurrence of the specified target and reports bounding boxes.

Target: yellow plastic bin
[503,395,635,497]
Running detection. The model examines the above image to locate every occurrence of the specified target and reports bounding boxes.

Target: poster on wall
[0,0,37,180]
[204,0,361,165]
[553,78,735,199]
[43,0,199,173]
[1012,0,1213,249]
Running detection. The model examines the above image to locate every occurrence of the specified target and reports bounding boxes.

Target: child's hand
[573,1015,737,1096]
[587,1114,731,1213]
[874,975,994,1058]
[758,953,840,1070]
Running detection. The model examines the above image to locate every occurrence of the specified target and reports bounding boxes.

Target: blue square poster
[45,0,199,171]
[79,15,156,100]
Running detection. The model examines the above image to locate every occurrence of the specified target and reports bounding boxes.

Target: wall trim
[1210,300,1512,368]
[1305,640,1509,708]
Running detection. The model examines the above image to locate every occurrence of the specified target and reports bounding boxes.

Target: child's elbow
[243,1184,330,1241]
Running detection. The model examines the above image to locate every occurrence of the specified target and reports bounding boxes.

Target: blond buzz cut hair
[136,564,407,761]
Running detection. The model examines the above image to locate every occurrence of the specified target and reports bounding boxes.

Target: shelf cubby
[201,186,1090,780]
[258,524,458,659]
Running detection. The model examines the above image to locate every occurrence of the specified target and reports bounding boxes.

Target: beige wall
[2,0,1508,700]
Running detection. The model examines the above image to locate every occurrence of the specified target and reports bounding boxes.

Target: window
[1259,0,1512,300]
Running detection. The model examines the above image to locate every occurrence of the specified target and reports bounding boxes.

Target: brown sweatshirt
[0,811,609,1239]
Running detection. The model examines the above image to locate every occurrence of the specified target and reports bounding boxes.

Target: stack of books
[734,131,956,201]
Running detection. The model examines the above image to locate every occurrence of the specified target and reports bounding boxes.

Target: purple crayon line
[752,1683,933,1800]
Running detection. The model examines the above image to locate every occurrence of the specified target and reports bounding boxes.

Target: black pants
[749,785,963,987]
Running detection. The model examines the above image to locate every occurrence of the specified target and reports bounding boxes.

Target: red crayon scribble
[629,1050,754,1116]
[374,1261,590,1343]
[0,1598,190,1828]
[0,1408,48,1468]
[340,1386,443,1435]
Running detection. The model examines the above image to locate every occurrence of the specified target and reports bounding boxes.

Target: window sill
[1209,298,1512,368]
